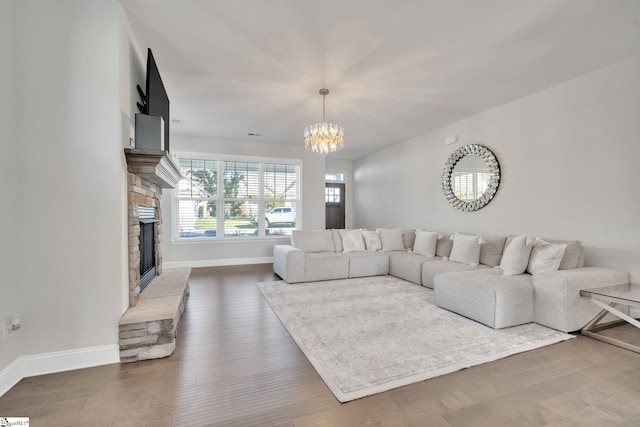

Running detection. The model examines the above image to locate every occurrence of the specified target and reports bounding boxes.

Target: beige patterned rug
[257,275,574,402]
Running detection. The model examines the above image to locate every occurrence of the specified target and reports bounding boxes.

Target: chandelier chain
[323,94,326,122]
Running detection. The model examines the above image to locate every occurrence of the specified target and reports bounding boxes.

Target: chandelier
[304,88,344,154]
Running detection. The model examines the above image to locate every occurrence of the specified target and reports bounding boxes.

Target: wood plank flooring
[1,264,640,426]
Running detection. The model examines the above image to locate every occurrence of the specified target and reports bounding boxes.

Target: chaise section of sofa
[432,237,629,332]
[434,269,534,329]
[533,267,629,332]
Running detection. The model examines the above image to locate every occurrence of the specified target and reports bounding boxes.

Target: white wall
[0,0,22,371]
[119,7,146,311]
[0,0,130,382]
[354,54,640,281]
[161,135,326,266]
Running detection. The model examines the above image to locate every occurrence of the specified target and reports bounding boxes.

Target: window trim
[171,151,302,242]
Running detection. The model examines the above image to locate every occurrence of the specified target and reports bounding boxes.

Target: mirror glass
[441,144,500,212]
[452,155,491,201]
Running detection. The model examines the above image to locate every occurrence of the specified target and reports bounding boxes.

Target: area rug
[257,275,574,402]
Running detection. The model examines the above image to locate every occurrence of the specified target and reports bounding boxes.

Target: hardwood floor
[1,264,640,426]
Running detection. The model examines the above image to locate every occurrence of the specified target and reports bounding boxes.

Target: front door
[325,183,345,229]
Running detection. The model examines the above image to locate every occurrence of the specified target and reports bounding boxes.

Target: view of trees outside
[177,158,299,238]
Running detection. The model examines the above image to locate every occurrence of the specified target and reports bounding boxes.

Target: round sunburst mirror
[441,144,500,212]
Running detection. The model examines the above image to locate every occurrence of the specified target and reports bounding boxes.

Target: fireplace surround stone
[127,173,163,306]
[120,148,187,362]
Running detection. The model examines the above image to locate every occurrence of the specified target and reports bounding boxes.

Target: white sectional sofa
[272,228,628,333]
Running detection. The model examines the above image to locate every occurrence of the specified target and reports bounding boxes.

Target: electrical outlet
[2,319,8,342]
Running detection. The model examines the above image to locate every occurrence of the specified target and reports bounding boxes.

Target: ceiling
[121,0,640,159]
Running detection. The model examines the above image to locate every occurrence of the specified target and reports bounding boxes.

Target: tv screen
[145,48,170,152]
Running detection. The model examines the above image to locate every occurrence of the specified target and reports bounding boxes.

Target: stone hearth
[119,268,190,362]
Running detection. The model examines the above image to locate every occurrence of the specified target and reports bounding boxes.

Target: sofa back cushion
[331,229,344,252]
[436,232,453,257]
[542,238,583,269]
[292,230,336,252]
[377,228,406,251]
[479,235,507,267]
[403,229,416,250]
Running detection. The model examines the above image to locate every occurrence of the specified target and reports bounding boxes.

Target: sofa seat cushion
[388,252,436,285]
[346,251,389,278]
[434,269,534,329]
[421,260,489,289]
[304,252,349,282]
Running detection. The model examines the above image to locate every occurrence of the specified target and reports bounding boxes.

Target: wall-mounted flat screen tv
[142,48,170,152]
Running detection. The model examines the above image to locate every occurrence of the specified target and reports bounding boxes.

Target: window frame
[171,152,302,242]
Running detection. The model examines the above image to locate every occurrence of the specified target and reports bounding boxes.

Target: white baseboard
[163,256,273,269]
[0,358,24,398]
[0,344,119,397]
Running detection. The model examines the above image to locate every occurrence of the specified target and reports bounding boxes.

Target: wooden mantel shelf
[124,148,183,189]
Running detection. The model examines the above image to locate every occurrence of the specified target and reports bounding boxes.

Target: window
[325,172,344,182]
[176,155,300,239]
[325,186,341,203]
[453,171,490,201]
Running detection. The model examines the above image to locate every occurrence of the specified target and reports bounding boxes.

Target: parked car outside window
[252,207,296,227]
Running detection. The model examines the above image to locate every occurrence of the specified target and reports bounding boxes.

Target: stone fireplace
[123,148,183,304]
[120,148,189,362]
[127,175,163,306]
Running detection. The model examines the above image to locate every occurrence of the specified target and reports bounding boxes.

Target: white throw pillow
[362,230,382,251]
[339,229,366,252]
[499,234,534,276]
[413,230,438,257]
[449,233,482,266]
[527,238,567,274]
[376,228,406,251]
